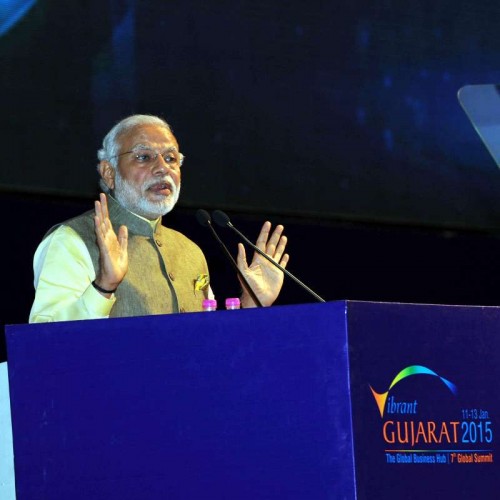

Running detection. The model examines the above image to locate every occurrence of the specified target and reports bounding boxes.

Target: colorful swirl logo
[370,365,457,418]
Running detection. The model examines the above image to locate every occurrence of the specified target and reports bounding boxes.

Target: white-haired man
[29,115,289,322]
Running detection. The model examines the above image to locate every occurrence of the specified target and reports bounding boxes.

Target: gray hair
[97,114,173,193]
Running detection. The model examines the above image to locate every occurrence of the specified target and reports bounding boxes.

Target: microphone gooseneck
[212,210,326,303]
[195,209,263,307]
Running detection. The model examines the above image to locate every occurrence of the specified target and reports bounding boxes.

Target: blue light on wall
[0,0,37,36]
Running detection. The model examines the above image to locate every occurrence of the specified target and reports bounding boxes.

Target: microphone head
[195,209,212,227]
[212,209,231,227]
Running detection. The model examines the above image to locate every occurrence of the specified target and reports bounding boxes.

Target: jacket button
[168,272,175,281]
[155,239,163,247]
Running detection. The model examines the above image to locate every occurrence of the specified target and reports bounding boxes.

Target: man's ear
[98,161,116,191]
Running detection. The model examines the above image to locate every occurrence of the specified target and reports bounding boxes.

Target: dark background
[3,0,500,361]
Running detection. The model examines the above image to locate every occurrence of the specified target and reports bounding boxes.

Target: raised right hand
[93,193,128,294]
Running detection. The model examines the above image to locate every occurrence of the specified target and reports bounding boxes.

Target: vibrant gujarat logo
[370,365,458,417]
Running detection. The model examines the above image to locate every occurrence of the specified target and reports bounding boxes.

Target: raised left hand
[237,221,289,307]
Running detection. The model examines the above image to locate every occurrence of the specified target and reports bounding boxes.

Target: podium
[5,301,500,499]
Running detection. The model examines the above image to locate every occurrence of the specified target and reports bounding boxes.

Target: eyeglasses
[110,147,185,168]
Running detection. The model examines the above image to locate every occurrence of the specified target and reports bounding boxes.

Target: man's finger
[94,200,102,223]
[265,225,285,254]
[272,235,288,261]
[236,242,248,270]
[100,193,110,220]
[280,253,290,269]
[118,225,128,251]
[255,221,272,251]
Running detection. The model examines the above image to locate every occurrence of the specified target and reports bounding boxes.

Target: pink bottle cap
[202,299,217,310]
[225,297,241,309]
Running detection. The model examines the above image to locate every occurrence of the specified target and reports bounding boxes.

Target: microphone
[212,210,326,303]
[195,209,263,307]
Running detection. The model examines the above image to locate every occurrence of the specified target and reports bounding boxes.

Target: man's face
[107,124,182,219]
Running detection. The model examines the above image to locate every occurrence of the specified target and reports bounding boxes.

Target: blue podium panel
[7,301,499,499]
[346,302,500,499]
[6,302,355,500]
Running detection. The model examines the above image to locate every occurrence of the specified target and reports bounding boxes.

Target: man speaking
[29,114,289,322]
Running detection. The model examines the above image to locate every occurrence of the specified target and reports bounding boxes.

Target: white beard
[113,172,181,219]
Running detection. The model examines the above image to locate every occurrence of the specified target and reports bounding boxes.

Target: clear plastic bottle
[225,297,241,310]
[202,299,217,312]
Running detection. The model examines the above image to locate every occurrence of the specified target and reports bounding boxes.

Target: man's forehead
[119,124,179,148]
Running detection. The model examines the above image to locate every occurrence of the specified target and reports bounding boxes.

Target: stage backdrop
[2,0,500,229]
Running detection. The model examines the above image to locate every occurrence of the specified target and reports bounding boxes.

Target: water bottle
[202,299,217,312]
[225,297,241,310]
